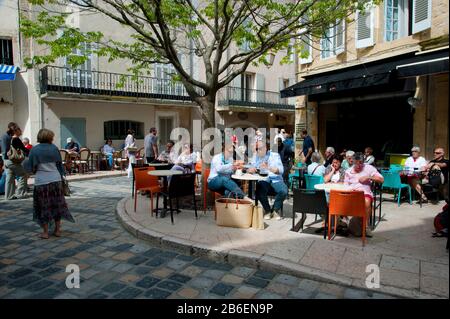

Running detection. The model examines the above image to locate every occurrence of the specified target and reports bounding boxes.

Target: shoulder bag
[7,141,25,163]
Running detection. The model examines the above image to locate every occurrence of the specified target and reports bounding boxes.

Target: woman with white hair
[404,146,428,202]
[342,150,355,170]
[307,152,325,176]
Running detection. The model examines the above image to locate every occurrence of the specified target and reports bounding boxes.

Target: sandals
[39,234,49,239]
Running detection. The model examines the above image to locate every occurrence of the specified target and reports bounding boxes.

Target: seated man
[156,140,177,164]
[344,152,384,237]
[102,139,115,169]
[248,140,288,220]
[425,147,449,200]
[403,146,428,202]
[207,143,245,198]
[65,137,80,153]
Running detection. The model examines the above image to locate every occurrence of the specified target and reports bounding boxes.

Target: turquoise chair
[381,171,412,206]
[304,174,324,190]
[389,164,403,172]
[289,162,304,190]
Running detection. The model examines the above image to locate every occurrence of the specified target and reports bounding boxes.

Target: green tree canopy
[21,0,375,127]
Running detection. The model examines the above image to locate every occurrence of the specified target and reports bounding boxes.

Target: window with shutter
[356,5,375,49]
[299,35,313,64]
[335,20,345,55]
[412,0,431,33]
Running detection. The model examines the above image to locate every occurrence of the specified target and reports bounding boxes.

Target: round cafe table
[314,183,351,193]
[148,170,183,217]
[231,173,267,202]
[147,162,171,167]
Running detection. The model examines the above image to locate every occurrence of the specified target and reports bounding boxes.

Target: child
[364,147,375,165]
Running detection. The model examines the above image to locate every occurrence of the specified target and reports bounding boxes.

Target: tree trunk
[195,94,217,211]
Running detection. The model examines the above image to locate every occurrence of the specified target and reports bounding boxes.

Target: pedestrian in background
[1,122,29,200]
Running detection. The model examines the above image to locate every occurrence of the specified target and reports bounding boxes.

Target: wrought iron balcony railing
[40,65,193,102]
[218,86,295,110]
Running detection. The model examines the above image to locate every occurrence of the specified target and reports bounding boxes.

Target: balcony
[40,65,194,102]
[217,86,295,111]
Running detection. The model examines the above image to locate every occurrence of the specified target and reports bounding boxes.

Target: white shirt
[404,156,427,171]
[208,153,234,181]
[307,162,325,176]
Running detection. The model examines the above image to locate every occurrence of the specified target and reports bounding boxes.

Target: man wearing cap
[64,137,80,153]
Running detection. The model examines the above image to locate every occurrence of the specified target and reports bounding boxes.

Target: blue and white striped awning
[0,64,19,81]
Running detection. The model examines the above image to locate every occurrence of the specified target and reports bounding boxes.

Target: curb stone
[116,196,443,299]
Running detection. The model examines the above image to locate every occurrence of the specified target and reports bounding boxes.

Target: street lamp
[266,52,276,68]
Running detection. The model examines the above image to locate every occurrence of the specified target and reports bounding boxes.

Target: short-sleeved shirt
[429,158,449,183]
[324,165,345,183]
[344,164,382,198]
[144,134,157,158]
[404,156,427,171]
[302,136,314,160]
[307,162,325,176]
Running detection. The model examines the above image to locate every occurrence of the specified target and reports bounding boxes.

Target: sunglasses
[434,152,443,154]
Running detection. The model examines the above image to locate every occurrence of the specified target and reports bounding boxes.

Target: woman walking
[124,129,137,178]
[0,122,29,200]
[26,129,74,239]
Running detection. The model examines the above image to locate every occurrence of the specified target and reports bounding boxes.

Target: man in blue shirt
[248,141,288,220]
[299,129,315,165]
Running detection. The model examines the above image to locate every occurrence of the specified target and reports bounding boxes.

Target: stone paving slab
[1,176,400,299]
[118,186,449,299]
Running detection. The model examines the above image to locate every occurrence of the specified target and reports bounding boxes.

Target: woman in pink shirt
[344,152,384,236]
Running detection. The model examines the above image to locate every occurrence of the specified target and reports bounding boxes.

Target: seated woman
[323,155,345,183]
[171,143,196,174]
[403,146,428,201]
[307,152,325,176]
[342,150,355,170]
[102,139,116,169]
[344,152,384,237]
[364,147,375,165]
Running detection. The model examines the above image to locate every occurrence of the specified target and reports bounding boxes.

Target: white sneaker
[263,213,272,220]
[272,211,282,220]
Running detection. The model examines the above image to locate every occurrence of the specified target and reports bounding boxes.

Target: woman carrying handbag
[26,129,75,239]
[1,122,29,200]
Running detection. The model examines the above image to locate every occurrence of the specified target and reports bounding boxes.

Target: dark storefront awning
[281,48,449,98]
[396,56,449,78]
[0,64,19,81]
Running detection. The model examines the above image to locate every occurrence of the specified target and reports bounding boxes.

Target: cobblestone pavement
[0,177,395,299]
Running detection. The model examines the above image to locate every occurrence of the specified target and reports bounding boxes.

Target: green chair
[304,174,324,190]
[381,171,412,206]
[289,162,304,190]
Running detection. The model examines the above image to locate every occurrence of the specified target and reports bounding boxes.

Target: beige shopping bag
[215,197,254,228]
[252,205,265,230]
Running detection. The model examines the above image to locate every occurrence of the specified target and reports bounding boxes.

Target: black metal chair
[371,182,383,229]
[157,173,198,224]
[292,188,328,238]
